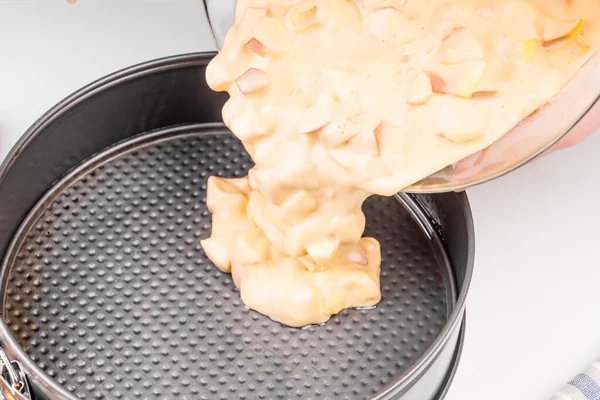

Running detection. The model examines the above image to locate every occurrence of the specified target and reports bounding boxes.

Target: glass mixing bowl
[201,0,600,193]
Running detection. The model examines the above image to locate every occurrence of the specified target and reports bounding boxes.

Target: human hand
[542,99,600,156]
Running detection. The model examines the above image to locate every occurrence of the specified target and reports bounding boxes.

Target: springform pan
[0,52,474,400]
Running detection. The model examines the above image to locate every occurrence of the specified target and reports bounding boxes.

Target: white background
[1,1,599,399]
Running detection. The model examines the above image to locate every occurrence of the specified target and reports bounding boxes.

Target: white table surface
[1,2,600,399]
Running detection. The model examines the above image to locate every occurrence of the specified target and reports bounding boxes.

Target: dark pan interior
[2,125,452,400]
[0,53,474,400]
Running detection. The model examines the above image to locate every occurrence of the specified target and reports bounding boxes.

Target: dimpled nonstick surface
[2,127,453,400]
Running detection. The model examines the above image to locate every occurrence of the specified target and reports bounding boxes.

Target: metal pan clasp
[0,348,31,400]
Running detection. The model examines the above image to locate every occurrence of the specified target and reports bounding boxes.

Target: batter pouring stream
[201,0,600,327]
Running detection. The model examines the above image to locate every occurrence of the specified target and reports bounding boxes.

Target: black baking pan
[0,52,474,400]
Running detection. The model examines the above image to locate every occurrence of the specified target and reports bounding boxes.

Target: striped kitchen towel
[552,360,600,400]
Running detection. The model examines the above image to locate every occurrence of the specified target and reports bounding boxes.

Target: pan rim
[0,52,219,400]
[374,192,473,399]
[0,53,475,400]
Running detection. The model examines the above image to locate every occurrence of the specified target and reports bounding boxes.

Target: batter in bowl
[201,0,600,327]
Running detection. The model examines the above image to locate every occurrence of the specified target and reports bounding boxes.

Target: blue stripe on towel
[568,373,600,400]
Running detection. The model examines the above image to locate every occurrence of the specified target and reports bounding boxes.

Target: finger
[544,99,600,155]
